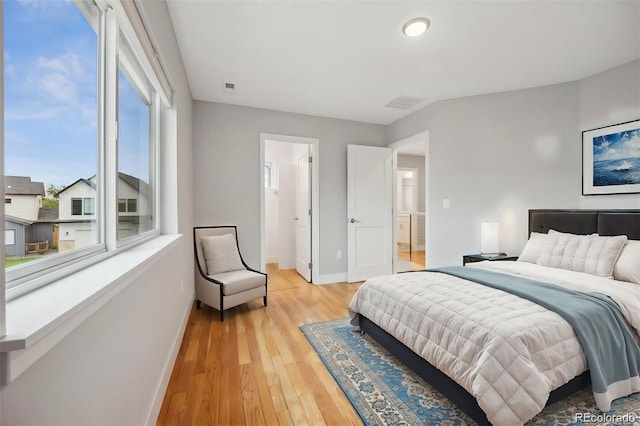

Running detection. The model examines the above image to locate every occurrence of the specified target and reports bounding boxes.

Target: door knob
[350,218,360,223]
[294,217,299,221]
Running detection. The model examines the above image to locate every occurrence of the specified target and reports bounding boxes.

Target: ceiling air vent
[385,96,423,110]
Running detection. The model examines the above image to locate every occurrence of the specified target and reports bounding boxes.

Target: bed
[348,209,640,425]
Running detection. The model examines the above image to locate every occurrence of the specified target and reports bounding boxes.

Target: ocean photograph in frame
[583,119,640,195]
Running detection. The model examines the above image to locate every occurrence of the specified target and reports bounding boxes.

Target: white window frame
[3,0,170,299]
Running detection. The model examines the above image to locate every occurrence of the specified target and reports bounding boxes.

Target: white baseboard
[265,256,279,264]
[313,272,348,285]
[145,294,194,425]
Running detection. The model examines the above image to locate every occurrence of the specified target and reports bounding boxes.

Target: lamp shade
[481,222,500,254]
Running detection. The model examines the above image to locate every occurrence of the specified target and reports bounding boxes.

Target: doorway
[388,131,429,272]
[396,167,423,270]
[260,133,319,283]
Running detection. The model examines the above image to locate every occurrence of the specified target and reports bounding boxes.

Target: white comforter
[347,261,640,425]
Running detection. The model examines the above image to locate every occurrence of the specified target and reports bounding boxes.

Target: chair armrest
[247,267,267,277]
[242,262,267,277]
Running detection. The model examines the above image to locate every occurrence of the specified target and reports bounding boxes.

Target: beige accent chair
[193,226,267,321]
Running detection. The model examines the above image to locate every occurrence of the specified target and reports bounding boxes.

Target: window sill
[0,234,182,385]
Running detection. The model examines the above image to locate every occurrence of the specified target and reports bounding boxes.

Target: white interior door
[347,144,393,282]
[295,146,312,282]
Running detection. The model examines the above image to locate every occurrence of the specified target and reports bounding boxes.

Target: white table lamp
[481,222,500,255]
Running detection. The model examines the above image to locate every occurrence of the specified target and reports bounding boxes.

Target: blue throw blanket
[429,266,640,411]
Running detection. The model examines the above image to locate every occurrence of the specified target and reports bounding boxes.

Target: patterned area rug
[300,318,640,426]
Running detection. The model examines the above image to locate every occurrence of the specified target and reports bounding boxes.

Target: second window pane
[117,67,152,241]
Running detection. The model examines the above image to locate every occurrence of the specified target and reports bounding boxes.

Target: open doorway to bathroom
[389,131,429,273]
[260,133,319,284]
[396,167,425,270]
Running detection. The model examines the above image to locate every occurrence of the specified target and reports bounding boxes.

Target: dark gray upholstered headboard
[528,209,640,240]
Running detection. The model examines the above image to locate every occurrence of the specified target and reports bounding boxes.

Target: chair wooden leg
[263,295,267,306]
[219,309,224,322]
[196,300,201,310]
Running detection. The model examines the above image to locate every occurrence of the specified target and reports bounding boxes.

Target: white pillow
[613,240,640,284]
[537,232,627,278]
[201,233,245,275]
[517,232,548,263]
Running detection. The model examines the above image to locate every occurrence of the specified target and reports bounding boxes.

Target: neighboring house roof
[38,207,59,222]
[57,173,149,197]
[118,172,149,197]
[5,215,34,226]
[56,178,96,196]
[5,176,45,196]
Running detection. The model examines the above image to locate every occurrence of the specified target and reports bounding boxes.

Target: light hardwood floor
[157,265,363,426]
[397,250,426,269]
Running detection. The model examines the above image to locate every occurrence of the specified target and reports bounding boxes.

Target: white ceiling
[166,1,640,125]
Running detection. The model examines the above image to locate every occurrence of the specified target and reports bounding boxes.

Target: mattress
[348,261,640,425]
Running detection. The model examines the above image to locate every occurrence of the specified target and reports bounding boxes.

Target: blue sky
[593,128,640,162]
[4,0,149,191]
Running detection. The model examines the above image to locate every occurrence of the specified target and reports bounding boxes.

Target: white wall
[388,82,580,266]
[388,61,640,268]
[0,0,195,424]
[193,102,386,276]
[578,59,640,209]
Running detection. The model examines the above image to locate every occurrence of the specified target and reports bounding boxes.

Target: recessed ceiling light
[402,17,430,37]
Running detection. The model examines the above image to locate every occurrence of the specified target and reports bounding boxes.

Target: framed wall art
[582,119,640,195]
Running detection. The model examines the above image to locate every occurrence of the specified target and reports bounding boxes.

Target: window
[72,197,94,215]
[4,0,169,293]
[83,197,94,215]
[265,163,272,187]
[71,199,83,216]
[5,0,99,275]
[127,199,138,213]
[5,230,16,246]
[118,198,138,213]
[117,34,155,242]
[265,162,278,189]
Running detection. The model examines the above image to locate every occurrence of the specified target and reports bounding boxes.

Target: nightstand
[463,253,519,265]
